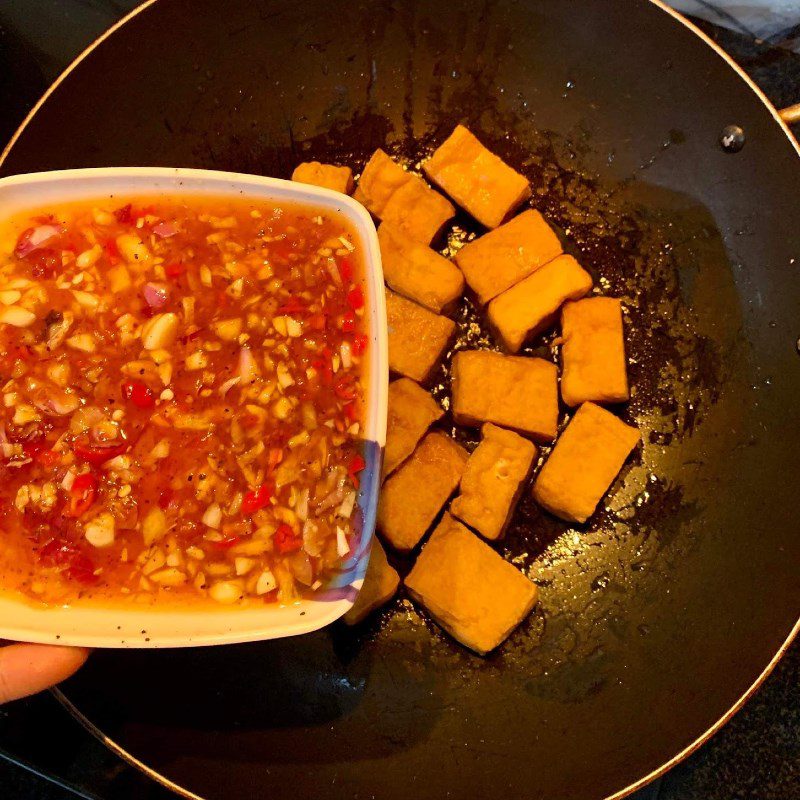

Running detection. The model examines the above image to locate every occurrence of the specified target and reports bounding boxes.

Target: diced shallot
[301,520,324,557]
[340,341,352,370]
[15,224,61,257]
[143,282,169,309]
[153,221,178,238]
[238,346,259,382]
[336,526,350,557]
[286,551,314,586]
[60,469,76,491]
[33,391,80,416]
[218,376,241,397]
[337,490,357,519]
[326,258,342,285]
[295,488,309,521]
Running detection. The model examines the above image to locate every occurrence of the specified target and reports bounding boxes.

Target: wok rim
[1,0,796,797]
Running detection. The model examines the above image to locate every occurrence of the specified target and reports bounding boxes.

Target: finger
[0,644,89,704]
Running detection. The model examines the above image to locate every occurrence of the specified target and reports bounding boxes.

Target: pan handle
[779,104,800,124]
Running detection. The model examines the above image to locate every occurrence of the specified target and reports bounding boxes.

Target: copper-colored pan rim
[0,0,159,167]
[2,0,797,798]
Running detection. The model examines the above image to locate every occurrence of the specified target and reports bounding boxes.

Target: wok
[1,1,798,798]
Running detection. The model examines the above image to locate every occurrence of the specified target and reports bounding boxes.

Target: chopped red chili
[67,473,98,518]
[103,238,120,265]
[39,540,98,584]
[277,297,307,315]
[349,453,366,475]
[73,440,128,466]
[352,333,368,355]
[307,313,327,331]
[114,204,133,224]
[165,261,183,279]
[341,310,356,333]
[274,523,303,554]
[242,485,272,514]
[347,285,364,310]
[158,488,174,509]
[214,535,242,550]
[334,378,356,400]
[339,256,354,282]
[121,380,155,409]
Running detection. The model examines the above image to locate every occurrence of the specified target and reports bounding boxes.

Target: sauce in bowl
[0,196,368,607]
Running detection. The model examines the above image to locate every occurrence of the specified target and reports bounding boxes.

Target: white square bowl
[0,167,387,648]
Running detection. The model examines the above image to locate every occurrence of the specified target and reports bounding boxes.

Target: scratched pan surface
[2,1,800,798]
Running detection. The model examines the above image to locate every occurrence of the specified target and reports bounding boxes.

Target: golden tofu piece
[450,423,537,541]
[291,161,354,194]
[386,288,455,383]
[423,125,531,229]
[488,254,592,353]
[354,149,454,244]
[451,350,559,442]
[378,433,468,552]
[378,223,464,313]
[405,512,538,654]
[561,297,629,406]
[343,538,400,624]
[455,210,562,305]
[383,378,444,480]
[533,402,640,523]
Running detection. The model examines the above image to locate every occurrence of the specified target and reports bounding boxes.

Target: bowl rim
[0,166,387,648]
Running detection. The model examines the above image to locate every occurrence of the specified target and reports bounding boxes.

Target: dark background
[0,2,797,798]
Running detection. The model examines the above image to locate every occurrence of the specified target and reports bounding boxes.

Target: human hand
[0,642,88,703]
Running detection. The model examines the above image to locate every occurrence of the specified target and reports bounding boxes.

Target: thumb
[0,643,89,704]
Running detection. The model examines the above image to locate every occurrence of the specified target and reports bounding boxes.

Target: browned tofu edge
[377,432,469,552]
[532,402,640,523]
[343,538,400,625]
[423,125,532,228]
[450,350,559,441]
[378,223,465,314]
[291,161,354,194]
[560,297,630,406]
[487,255,593,353]
[450,423,537,540]
[404,512,538,654]
[382,378,444,480]
[386,288,457,384]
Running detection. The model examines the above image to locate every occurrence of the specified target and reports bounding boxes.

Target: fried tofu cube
[378,433,468,552]
[383,378,444,480]
[533,402,639,523]
[450,423,537,541]
[451,350,559,442]
[423,125,531,229]
[488,254,592,353]
[354,149,455,244]
[560,297,629,406]
[405,512,538,654]
[386,288,456,383]
[378,223,464,313]
[454,210,562,304]
[291,161,354,194]
[343,538,400,624]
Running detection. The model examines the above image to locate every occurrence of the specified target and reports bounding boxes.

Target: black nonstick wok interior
[2,1,799,799]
